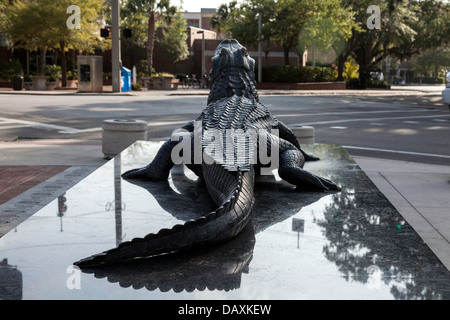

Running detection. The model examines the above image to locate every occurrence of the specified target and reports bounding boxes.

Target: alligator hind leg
[278,148,340,192]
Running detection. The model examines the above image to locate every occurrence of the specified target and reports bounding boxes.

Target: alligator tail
[74,165,255,268]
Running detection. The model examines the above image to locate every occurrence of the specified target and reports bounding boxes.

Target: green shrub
[151,72,174,78]
[45,65,61,81]
[412,77,445,84]
[67,70,77,80]
[262,65,337,83]
[132,83,142,91]
[0,59,23,80]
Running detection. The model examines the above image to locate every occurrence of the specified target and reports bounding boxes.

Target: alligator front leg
[276,121,319,162]
[122,121,198,180]
[121,138,177,180]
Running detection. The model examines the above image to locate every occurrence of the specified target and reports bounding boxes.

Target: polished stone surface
[0,142,449,300]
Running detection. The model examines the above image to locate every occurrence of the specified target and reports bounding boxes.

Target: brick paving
[0,166,70,205]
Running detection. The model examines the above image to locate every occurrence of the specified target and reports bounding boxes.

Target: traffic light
[100,28,109,38]
[123,28,132,39]
[58,194,67,216]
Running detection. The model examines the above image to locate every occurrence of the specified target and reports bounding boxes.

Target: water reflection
[82,166,330,293]
[83,225,256,293]
[318,178,450,300]
[57,193,67,232]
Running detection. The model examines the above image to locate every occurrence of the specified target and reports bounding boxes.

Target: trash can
[12,76,23,91]
[102,119,147,159]
[121,67,132,92]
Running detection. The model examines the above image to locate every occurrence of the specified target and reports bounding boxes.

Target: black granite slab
[0,142,449,300]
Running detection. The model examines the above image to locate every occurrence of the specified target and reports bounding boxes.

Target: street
[0,89,449,166]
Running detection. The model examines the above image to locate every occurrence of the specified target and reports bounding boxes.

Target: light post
[257,13,262,83]
[197,30,205,78]
[112,0,121,92]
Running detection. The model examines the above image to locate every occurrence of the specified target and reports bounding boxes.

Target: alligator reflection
[83,225,255,293]
[81,172,329,293]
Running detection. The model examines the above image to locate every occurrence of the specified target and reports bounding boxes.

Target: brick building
[151,8,308,78]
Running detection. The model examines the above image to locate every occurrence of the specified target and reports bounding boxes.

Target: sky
[174,0,240,12]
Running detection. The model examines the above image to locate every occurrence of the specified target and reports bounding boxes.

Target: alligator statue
[74,39,340,268]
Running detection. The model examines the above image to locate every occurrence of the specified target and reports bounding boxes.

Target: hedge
[412,77,445,84]
[262,65,338,83]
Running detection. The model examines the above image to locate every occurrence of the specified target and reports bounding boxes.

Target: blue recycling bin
[121,67,132,92]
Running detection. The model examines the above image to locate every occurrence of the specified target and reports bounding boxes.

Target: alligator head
[210,39,255,80]
[208,39,258,103]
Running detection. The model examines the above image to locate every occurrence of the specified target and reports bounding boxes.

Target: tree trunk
[337,54,346,81]
[60,41,67,87]
[147,12,156,75]
[71,49,76,74]
[283,46,290,66]
[38,46,47,75]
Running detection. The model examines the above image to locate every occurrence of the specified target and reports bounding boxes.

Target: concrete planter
[46,81,61,90]
[30,76,47,90]
[23,82,33,90]
[102,119,148,159]
[66,80,78,89]
[292,126,315,145]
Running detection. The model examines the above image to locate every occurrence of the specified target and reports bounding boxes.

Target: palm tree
[125,0,177,75]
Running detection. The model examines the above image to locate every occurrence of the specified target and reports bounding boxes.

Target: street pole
[201,31,205,78]
[258,13,262,83]
[112,0,121,93]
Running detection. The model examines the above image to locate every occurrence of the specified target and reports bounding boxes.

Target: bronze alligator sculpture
[74,39,340,267]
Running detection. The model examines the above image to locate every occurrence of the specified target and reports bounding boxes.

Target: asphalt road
[0,91,449,166]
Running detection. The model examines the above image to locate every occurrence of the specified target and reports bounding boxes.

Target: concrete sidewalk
[0,139,449,271]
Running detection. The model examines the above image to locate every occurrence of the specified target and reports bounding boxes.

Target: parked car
[442,72,450,109]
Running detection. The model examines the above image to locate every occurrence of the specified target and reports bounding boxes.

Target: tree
[2,0,49,74]
[125,0,177,75]
[157,11,189,64]
[336,0,450,85]
[2,0,107,85]
[41,0,107,87]
[296,0,357,67]
[211,1,241,38]
[412,47,450,81]
[212,0,276,64]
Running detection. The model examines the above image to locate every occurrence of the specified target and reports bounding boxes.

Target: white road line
[0,117,188,134]
[276,109,436,118]
[343,145,450,159]
[297,114,450,126]
[0,116,80,133]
